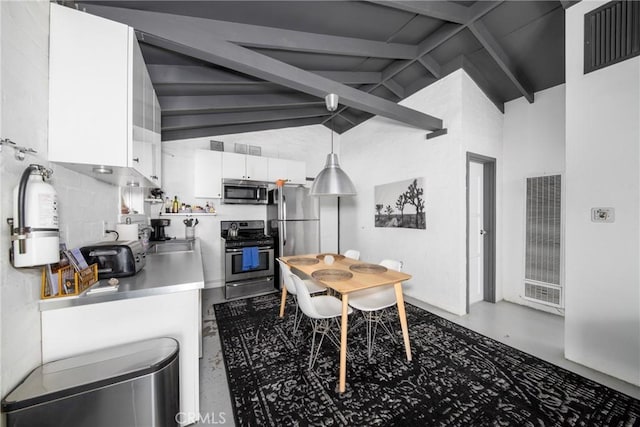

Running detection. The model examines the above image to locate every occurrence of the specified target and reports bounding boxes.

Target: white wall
[159,125,337,287]
[340,70,502,315]
[502,84,566,314]
[564,1,640,386]
[0,0,119,401]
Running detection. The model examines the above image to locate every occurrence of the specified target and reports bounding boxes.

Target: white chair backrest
[276,259,297,295]
[344,249,360,260]
[292,274,321,319]
[380,259,402,272]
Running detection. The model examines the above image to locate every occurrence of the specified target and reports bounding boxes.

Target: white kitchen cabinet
[246,155,269,181]
[222,152,269,181]
[151,93,162,186]
[267,158,307,185]
[194,149,223,198]
[48,3,160,187]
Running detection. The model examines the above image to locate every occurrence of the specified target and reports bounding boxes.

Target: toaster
[80,240,146,279]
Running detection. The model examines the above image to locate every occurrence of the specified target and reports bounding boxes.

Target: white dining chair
[292,273,353,370]
[343,249,360,260]
[347,259,402,360]
[277,259,326,335]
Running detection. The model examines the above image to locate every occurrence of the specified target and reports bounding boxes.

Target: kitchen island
[39,239,205,425]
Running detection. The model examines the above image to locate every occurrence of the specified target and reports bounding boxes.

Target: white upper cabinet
[48,4,160,187]
[222,152,269,181]
[194,150,223,198]
[267,158,307,185]
[245,155,269,181]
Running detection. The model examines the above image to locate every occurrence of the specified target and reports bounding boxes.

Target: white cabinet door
[267,158,288,181]
[150,93,162,186]
[49,3,130,167]
[131,37,150,177]
[245,155,269,181]
[222,152,246,179]
[286,160,307,184]
[194,150,223,198]
[49,4,160,188]
[267,158,307,184]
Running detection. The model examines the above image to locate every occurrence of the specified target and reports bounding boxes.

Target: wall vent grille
[584,0,640,74]
[524,282,562,308]
[524,175,563,307]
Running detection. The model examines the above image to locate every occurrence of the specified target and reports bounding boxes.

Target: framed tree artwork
[374,178,426,229]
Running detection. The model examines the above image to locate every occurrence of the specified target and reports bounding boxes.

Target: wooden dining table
[280,253,413,393]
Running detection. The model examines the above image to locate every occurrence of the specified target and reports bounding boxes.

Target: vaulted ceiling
[70,1,571,141]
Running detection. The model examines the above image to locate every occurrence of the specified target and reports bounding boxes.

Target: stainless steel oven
[221,220,276,300]
[224,247,274,283]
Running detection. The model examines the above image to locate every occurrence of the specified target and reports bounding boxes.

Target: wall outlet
[102,221,108,237]
[591,207,615,223]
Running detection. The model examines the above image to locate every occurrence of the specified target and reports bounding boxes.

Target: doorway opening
[466,152,496,314]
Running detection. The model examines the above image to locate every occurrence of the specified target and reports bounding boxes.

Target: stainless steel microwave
[222,179,269,204]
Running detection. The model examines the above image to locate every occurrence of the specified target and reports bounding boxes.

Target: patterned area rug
[214,293,640,426]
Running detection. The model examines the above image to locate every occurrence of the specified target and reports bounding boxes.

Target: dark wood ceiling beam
[417,55,442,78]
[335,113,356,126]
[382,79,405,98]
[84,4,443,131]
[468,21,534,103]
[145,32,443,130]
[159,93,323,114]
[162,117,324,141]
[148,64,382,85]
[105,5,419,59]
[312,71,381,84]
[162,107,330,131]
[368,1,471,24]
[148,65,262,85]
[322,1,504,128]
[368,2,502,85]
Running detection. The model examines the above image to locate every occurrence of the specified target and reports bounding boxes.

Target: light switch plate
[591,207,615,223]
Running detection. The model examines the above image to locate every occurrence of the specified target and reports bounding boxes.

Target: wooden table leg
[394,282,412,361]
[279,286,287,318]
[339,293,349,393]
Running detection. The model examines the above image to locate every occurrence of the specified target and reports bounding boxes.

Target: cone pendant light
[310,94,357,196]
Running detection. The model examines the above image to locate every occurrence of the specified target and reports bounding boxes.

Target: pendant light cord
[330,115,334,154]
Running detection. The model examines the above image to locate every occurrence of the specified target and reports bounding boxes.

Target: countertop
[39,239,205,311]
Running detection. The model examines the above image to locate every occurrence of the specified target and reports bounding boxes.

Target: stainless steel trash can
[2,337,179,427]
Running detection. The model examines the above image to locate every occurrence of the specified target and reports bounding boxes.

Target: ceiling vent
[584,0,640,74]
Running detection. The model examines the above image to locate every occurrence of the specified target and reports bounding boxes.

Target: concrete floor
[197,288,640,426]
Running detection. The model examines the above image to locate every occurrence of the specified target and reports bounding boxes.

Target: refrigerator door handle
[282,194,287,246]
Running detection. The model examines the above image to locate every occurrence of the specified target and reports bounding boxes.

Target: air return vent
[523,175,563,308]
[524,282,562,308]
[584,0,640,74]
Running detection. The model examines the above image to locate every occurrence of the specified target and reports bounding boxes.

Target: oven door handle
[226,248,273,253]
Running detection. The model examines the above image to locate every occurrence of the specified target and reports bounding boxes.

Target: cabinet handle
[151,175,158,180]
[133,157,139,163]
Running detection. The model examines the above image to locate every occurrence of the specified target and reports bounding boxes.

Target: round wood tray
[349,264,388,274]
[315,253,345,261]
[287,257,319,266]
[312,269,353,282]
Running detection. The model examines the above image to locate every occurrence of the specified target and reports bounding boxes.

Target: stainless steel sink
[147,239,195,254]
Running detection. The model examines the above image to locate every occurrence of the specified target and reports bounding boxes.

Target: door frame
[466,152,497,314]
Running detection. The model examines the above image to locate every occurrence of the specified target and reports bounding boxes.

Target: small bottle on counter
[171,196,179,213]
[165,197,171,214]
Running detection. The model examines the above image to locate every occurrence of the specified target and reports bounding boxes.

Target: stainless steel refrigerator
[267,185,320,284]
